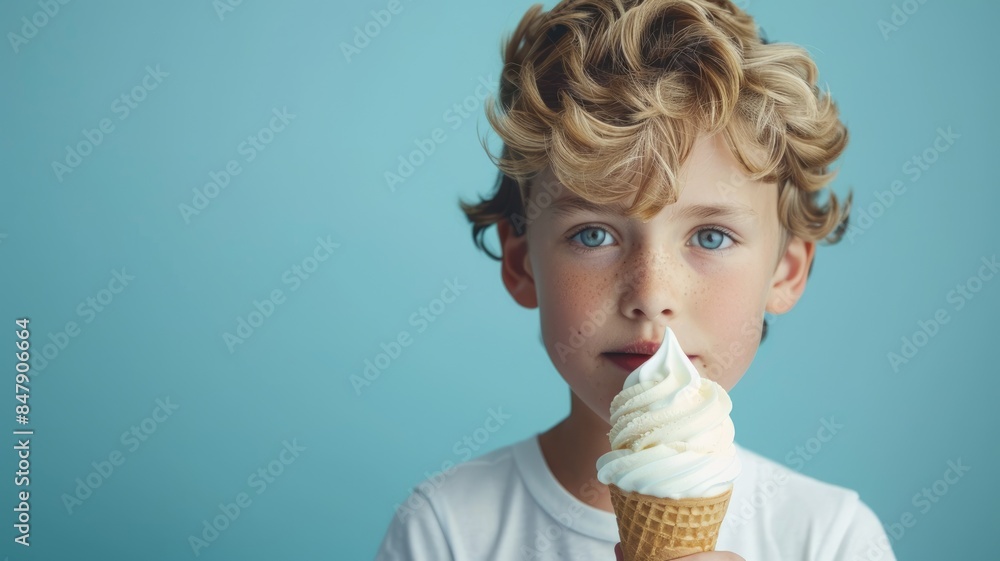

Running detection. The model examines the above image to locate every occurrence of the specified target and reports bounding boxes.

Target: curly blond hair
[460,0,851,260]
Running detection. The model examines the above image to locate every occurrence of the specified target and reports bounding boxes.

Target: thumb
[615,542,624,561]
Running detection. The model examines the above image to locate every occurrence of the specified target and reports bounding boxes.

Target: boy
[377,1,896,559]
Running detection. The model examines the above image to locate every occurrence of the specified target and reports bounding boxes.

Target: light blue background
[1,0,995,559]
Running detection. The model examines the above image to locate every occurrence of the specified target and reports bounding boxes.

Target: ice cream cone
[608,484,732,561]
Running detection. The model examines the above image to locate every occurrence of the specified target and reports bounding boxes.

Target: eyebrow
[550,197,757,221]
[551,197,629,217]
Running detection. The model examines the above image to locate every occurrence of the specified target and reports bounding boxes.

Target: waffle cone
[608,484,732,561]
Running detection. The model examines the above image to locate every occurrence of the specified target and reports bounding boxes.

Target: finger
[676,552,745,561]
[615,542,623,561]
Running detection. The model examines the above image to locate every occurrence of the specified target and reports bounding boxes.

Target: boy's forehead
[535,135,773,222]
[548,191,759,222]
[529,135,777,212]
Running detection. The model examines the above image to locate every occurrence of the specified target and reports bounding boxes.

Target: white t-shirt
[375,434,897,561]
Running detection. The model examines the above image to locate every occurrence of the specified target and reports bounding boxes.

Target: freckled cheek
[536,257,615,349]
[535,258,576,333]
[695,274,762,347]
[697,280,767,388]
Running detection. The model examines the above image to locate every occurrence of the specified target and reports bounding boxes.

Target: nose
[618,244,685,321]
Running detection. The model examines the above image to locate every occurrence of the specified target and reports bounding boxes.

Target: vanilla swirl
[596,327,741,499]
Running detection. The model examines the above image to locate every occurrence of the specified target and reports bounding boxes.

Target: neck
[538,390,615,513]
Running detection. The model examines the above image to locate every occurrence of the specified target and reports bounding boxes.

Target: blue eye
[692,228,734,250]
[571,227,614,249]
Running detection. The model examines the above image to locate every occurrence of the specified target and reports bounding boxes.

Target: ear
[497,219,538,309]
[765,236,815,315]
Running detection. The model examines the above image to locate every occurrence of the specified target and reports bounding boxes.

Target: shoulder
[737,443,861,506]
[733,443,863,522]
[386,439,531,532]
[420,438,523,508]
[727,445,895,561]
[375,437,533,561]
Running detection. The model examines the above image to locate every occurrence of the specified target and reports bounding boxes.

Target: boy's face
[498,133,815,425]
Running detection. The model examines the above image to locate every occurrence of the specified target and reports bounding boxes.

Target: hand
[614,543,744,561]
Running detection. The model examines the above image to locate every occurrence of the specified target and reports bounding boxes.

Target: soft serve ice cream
[596,326,741,499]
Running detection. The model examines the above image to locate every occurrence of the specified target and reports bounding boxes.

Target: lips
[604,352,699,372]
[604,353,653,372]
[603,335,698,372]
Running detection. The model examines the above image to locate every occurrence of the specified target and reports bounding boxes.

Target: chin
[590,396,614,427]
